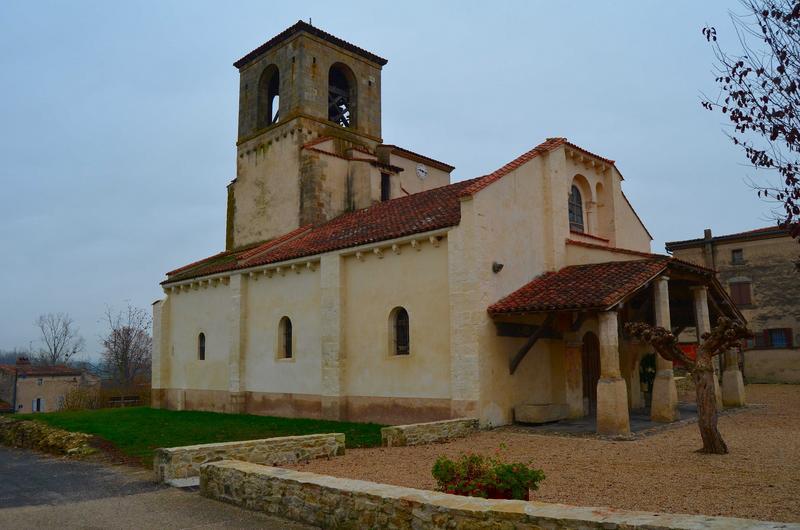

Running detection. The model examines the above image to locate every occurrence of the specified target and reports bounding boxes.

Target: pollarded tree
[702,1,800,240]
[626,317,751,454]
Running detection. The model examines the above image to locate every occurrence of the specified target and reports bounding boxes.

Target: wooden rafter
[509,313,556,375]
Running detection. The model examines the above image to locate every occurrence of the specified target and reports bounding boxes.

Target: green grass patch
[19,407,384,462]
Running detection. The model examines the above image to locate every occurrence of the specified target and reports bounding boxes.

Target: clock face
[416,164,428,180]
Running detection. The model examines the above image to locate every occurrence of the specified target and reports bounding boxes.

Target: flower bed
[431,446,544,500]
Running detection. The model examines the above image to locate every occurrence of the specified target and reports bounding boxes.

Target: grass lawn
[19,407,384,462]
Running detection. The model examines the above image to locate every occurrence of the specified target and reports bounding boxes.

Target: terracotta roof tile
[164,177,480,284]
[0,364,83,377]
[460,138,567,197]
[164,138,627,284]
[488,257,672,315]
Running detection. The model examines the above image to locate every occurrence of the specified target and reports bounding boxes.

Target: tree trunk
[692,360,728,454]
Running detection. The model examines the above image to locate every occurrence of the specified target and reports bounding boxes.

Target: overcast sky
[0,1,776,358]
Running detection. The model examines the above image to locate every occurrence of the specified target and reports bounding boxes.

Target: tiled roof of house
[233,21,388,69]
[488,256,718,315]
[665,225,790,250]
[0,364,82,377]
[164,177,480,284]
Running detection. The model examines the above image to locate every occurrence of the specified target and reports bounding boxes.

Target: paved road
[0,447,315,529]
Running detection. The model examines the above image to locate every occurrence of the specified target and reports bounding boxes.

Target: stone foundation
[154,433,345,483]
[200,460,793,529]
[514,403,568,424]
[152,388,457,425]
[380,418,478,447]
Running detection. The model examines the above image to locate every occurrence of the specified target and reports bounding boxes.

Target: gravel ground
[288,384,800,523]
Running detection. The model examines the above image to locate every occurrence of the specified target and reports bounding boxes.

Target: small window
[279,317,293,358]
[380,173,391,201]
[731,249,744,264]
[37,378,43,386]
[729,282,752,306]
[568,185,584,232]
[197,332,206,360]
[390,307,410,355]
[747,328,794,349]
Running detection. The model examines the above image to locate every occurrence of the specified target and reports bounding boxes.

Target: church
[152,21,745,435]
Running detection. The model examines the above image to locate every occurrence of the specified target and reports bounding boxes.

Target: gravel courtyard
[289,384,800,523]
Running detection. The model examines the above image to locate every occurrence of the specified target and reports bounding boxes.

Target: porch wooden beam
[494,322,561,339]
[509,313,556,375]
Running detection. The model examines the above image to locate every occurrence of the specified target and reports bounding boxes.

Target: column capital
[655,274,670,283]
[689,284,709,293]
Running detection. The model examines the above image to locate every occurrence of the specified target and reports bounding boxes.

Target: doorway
[582,332,600,415]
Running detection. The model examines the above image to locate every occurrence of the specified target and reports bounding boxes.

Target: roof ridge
[233,21,388,69]
[459,137,567,197]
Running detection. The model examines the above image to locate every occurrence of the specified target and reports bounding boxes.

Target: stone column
[722,348,746,407]
[563,334,584,419]
[228,274,248,413]
[651,276,680,422]
[596,311,630,436]
[627,343,645,410]
[320,254,346,420]
[692,286,722,410]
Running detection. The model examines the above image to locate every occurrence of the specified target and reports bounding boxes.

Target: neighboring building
[666,227,800,383]
[0,357,99,413]
[152,22,745,435]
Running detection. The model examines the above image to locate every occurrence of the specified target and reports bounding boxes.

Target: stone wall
[154,432,344,483]
[381,418,478,447]
[0,417,95,456]
[200,461,792,530]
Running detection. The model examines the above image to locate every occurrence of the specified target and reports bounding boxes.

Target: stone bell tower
[226,21,387,249]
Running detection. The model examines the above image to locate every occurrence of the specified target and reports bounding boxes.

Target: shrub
[431,449,545,500]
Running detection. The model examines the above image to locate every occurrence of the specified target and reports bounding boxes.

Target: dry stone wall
[201,461,793,530]
[154,432,344,483]
[381,418,478,447]
[0,417,95,456]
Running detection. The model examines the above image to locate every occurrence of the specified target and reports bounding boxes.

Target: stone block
[200,460,796,529]
[514,403,569,424]
[154,432,345,483]
[380,418,478,447]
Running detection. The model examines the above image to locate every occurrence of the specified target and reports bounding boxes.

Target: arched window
[197,332,206,360]
[257,65,280,128]
[568,185,584,232]
[278,317,292,358]
[389,307,410,355]
[328,63,357,128]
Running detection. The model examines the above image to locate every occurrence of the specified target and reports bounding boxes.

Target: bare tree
[702,1,800,240]
[35,313,85,366]
[101,304,152,387]
[626,317,751,454]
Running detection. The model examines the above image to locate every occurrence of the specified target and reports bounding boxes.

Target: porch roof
[488,256,723,316]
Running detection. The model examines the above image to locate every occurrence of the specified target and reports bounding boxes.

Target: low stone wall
[201,461,793,530]
[381,418,478,447]
[744,349,800,383]
[0,417,95,456]
[154,432,345,483]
